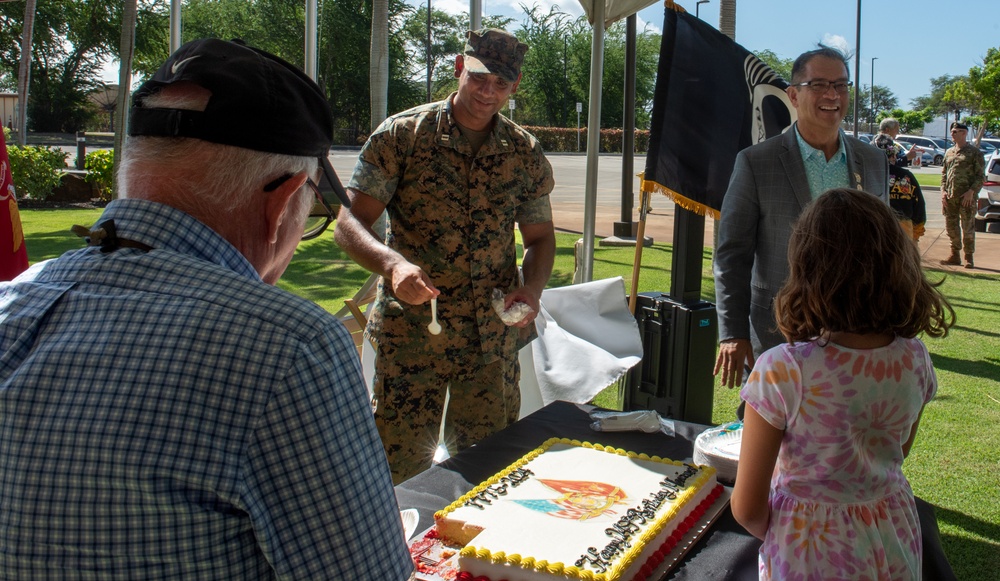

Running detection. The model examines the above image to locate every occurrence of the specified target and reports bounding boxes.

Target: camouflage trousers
[372,339,520,484]
[942,194,976,256]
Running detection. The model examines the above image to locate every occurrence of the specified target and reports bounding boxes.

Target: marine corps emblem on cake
[515,480,627,521]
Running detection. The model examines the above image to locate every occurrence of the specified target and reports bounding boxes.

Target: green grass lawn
[18,209,1000,579]
[914,171,942,188]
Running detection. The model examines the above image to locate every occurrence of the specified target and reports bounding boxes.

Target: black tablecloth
[395,401,955,580]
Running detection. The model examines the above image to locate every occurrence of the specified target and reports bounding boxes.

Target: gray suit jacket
[714,125,889,358]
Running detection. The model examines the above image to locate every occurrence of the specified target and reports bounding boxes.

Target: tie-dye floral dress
[741,337,936,581]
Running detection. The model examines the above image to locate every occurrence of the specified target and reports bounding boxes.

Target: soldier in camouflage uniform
[939,121,985,268]
[334,28,555,484]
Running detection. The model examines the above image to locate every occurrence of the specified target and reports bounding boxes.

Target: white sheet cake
[434,438,721,581]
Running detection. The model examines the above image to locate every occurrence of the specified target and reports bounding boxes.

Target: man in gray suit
[713,46,889,392]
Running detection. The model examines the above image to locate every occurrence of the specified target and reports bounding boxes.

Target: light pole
[576,102,582,152]
[852,0,860,137]
[696,0,709,18]
[870,56,877,133]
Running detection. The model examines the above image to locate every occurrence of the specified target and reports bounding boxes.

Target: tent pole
[170,0,181,52]
[580,1,606,283]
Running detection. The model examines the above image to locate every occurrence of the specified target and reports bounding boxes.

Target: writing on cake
[577,465,699,574]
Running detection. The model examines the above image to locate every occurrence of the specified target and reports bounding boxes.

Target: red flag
[0,130,29,280]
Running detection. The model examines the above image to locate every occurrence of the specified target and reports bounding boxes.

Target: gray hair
[118,137,316,214]
[879,118,900,133]
[120,83,317,214]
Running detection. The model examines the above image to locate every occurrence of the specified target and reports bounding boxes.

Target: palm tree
[88,83,119,132]
[16,0,36,145]
[370,0,389,130]
[719,0,735,40]
[113,0,137,198]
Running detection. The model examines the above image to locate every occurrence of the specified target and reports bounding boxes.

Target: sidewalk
[538,155,999,275]
[561,193,1000,275]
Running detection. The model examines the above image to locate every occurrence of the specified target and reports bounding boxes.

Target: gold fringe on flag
[664,1,687,14]
[639,172,721,221]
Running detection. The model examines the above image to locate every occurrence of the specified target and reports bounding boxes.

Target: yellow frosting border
[436,437,717,581]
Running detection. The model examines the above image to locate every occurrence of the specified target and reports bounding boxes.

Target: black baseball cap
[129,38,349,208]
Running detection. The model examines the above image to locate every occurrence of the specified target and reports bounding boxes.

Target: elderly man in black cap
[0,39,415,580]
[335,29,556,483]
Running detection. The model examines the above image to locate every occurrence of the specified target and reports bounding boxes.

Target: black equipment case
[623,292,717,425]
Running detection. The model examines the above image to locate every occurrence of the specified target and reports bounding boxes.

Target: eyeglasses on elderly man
[263,171,339,241]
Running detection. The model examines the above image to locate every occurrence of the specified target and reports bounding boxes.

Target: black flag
[642,2,795,218]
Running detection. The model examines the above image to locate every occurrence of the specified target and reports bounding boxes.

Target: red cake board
[409,486,732,581]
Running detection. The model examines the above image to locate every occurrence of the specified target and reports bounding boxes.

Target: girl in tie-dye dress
[731,188,955,581]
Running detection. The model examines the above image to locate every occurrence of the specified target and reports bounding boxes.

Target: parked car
[895,140,934,167]
[979,141,997,161]
[975,150,1000,233]
[930,137,953,152]
[897,135,946,165]
[980,138,1000,161]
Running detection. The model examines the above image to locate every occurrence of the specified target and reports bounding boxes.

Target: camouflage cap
[463,29,529,83]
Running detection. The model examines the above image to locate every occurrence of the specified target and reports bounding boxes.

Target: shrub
[524,126,650,154]
[84,149,115,201]
[6,145,68,200]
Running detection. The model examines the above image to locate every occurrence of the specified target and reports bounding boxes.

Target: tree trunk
[113,0,138,199]
[370,0,389,131]
[719,0,736,40]
[16,0,36,145]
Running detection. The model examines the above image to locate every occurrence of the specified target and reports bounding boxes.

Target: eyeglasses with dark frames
[263,173,336,241]
[790,80,853,94]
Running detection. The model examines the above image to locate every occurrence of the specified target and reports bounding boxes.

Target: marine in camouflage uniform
[335,29,555,484]
[940,122,985,268]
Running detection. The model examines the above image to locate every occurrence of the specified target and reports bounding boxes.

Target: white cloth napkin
[518,277,643,418]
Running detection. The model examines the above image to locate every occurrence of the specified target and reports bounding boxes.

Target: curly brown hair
[774,188,955,342]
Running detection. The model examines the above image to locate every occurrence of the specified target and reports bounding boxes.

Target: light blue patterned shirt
[0,199,414,580]
[795,127,850,198]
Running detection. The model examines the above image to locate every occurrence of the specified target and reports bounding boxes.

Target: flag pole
[628,190,648,315]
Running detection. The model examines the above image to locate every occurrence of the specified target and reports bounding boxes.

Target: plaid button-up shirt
[0,199,414,580]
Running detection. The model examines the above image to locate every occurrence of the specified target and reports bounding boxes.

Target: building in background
[0,93,18,132]
[923,115,950,139]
